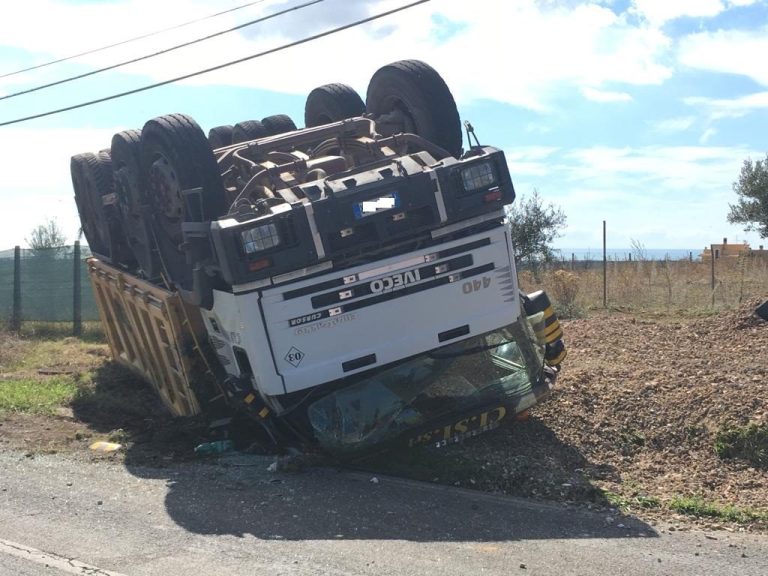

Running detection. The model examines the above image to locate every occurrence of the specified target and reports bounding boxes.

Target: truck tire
[208,124,233,149]
[304,83,365,127]
[366,60,462,158]
[261,114,297,136]
[71,152,112,258]
[140,113,226,292]
[232,120,270,144]
[112,129,161,279]
[97,149,137,269]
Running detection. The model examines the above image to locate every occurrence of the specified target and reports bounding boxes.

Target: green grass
[604,491,661,511]
[18,321,105,343]
[715,423,768,469]
[606,490,766,524]
[669,496,768,523]
[0,377,78,414]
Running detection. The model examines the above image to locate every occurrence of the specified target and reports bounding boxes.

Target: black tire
[96,149,136,268]
[208,124,233,149]
[261,114,297,136]
[140,113,226,292]
[71,152,112,258]
[232,120,270,144]
[304,83,365,127]
[112,129,161,279]
[366,60,462,158]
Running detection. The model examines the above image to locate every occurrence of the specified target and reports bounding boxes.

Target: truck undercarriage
[74,60,566,455]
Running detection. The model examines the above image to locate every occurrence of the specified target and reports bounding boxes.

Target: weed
[548,270,583,318]
[618,429,646,456]
[603,491,660,511]
[0,376,77,414]
[669,496,768,523]
[714,423,768,469]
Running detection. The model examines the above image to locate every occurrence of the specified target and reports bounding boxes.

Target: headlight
[461,162,496,192]
[241,223,280,254]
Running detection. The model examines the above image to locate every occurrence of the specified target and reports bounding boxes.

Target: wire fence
[0,242,100,333]
[519,252,768,316]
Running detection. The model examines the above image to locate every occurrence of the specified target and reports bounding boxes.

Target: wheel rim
[116,164,157,277]
[149,155,184,225]
[374,99,417,137]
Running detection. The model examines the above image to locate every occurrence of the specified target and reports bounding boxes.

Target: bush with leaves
[728,153,768,238]
[26,219,67,257]
[506,189,567,269]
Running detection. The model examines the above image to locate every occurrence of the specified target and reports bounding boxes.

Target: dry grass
[522,254,768,316]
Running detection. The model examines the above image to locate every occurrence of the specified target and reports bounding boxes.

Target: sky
[1,0,767,255]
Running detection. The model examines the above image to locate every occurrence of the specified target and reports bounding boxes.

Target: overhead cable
[0,0,326,101]
[0,0,431,127]
[0,0,271,79]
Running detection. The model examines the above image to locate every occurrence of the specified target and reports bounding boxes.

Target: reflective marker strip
[302,201,326,259]
[429,171,448,223]
[0,537,129,576]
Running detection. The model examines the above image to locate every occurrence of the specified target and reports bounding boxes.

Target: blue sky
[1,0,767,254]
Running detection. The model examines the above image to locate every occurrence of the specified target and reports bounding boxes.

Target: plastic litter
[193,440,234,455]
[89,441,122,453]
[756,300,768,321]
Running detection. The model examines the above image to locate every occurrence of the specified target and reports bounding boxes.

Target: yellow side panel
[86,258,210,417]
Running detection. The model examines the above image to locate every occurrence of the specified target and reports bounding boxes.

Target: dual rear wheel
[72,60,462,291]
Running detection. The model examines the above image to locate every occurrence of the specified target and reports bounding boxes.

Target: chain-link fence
[0,243,100,333]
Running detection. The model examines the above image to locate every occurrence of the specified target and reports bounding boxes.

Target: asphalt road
[0,451,766,576]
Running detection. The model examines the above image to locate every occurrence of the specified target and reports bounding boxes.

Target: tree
[506,189,567,267]
[728,153,768,238]
[26,218,67,256]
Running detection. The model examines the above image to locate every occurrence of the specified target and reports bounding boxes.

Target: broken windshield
[307,320,545,452]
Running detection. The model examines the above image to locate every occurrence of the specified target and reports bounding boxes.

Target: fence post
[73,241,82,337]
[11,246,21,332]
[710,244,716,306]
[602,220,607,308]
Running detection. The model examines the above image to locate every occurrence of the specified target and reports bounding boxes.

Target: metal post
[602,221,607,308]
[73,241,82,337]
[11,246,21,332]
[710,244,716,306]
[571,252,575,271]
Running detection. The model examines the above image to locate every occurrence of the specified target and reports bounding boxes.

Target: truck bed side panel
[87,258,207,417]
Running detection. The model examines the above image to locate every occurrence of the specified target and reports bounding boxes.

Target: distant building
[700,238,767,262]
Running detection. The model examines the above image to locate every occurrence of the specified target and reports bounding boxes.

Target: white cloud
[650,116,696,132]
[505,146,560,177]
[0,126,121,249]
[699,127,717,143]
[0,0,674,112]
[580,86,633,102]
[684,92,768,119]
[631,0,726,25]
[524,144,764,248]
[678,27,768,86]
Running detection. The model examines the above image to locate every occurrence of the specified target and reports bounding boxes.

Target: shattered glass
[307,321,545,451]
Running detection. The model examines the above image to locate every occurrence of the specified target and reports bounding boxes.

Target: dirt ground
[359,300,768,530]
[1,301,767,530]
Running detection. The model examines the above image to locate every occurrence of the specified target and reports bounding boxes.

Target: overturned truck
[72,60,566,454]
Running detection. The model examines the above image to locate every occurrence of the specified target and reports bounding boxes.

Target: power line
[0,0,271,79]
[0,0,432,127]
[0,0,326,102]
